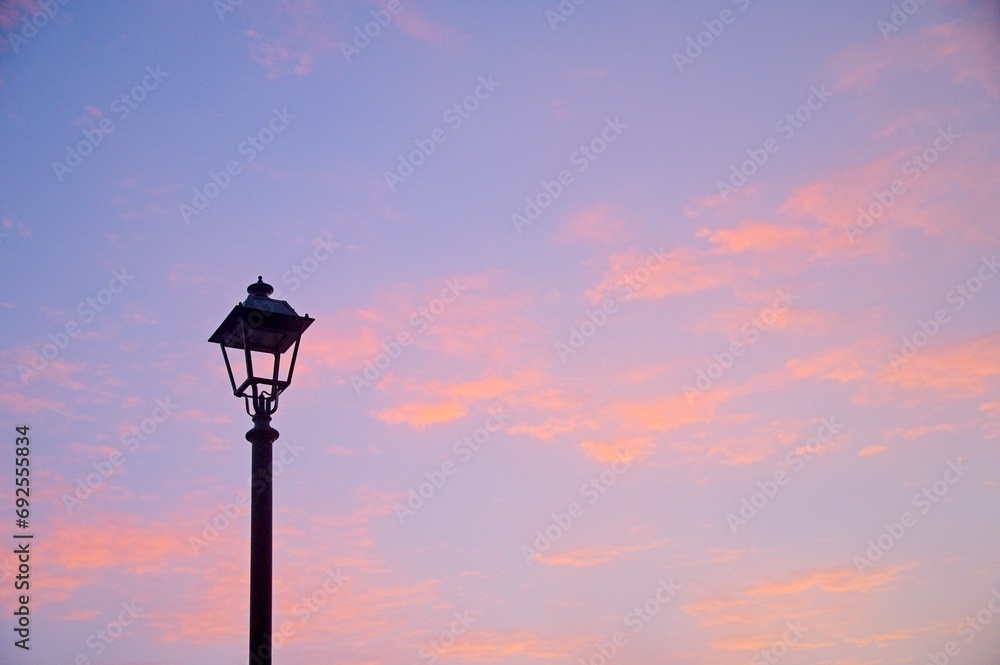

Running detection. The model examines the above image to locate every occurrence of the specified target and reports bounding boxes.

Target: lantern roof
[208,277,314,355]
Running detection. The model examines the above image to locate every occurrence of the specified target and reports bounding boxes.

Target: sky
[1,0,999,664]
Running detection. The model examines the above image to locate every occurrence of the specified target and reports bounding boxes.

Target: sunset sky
[1,1,999,664]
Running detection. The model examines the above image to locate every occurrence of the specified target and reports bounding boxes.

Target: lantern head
[209,277,313,415]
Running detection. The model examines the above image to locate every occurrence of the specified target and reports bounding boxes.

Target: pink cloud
[831,17,1000,97]
[607,389,726,435]
[580,436,655,463]
[877,332,1000,399]
[71,105,102,127]
[676,412,836,468]
[747,563,915,596]
[684,563,918,659]
[2,214,32,237]
[586,246,734,304]
[244,0,340,78]
[884,423,962,441]
[685,291,825,340]
[786,343,872,384]
[376,0,465,49]
[699,220,812,255]
[530,540,664,567]
[45,516,190,574]
[0,0,46,30]
[373,400,468,427]
[683,184,765,219]
[553,202,629,244]
[0,389,73,415]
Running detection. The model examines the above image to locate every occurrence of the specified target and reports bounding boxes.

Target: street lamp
[209,276,313,665]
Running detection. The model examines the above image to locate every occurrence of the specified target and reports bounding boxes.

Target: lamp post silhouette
[209,277,313,664]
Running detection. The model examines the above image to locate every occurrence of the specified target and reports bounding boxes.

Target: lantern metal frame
[208,277,314,416]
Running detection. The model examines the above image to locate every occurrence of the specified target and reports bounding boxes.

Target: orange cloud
[378,364,582,438]
[707,548,746,564]
[786,344,872,384]
[419,630,572,661]
[673,417,804,467]
[878,332,1000,398]
[293,272,506,387]
[884,423,961,440]
[700,220,812,254]
[684,291,823,339]
[980,400,1000,417]
[608,389,726,434]
[298,317,381,376]
[779,149,909,231]
[586,247,734,304]
[45,516,190,574]
[747,563,915,596]
[425,291,540,362]
[842,623,940,647]
[529,541,663,567]
[684,562,919,661]
[373,400,468,427]
[507,417,580,441]
[580,437,655,463]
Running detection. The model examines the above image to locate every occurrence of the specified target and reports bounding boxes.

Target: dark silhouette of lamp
[209,276,313,664]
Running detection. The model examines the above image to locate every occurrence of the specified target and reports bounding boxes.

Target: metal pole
[246,411,278,665]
